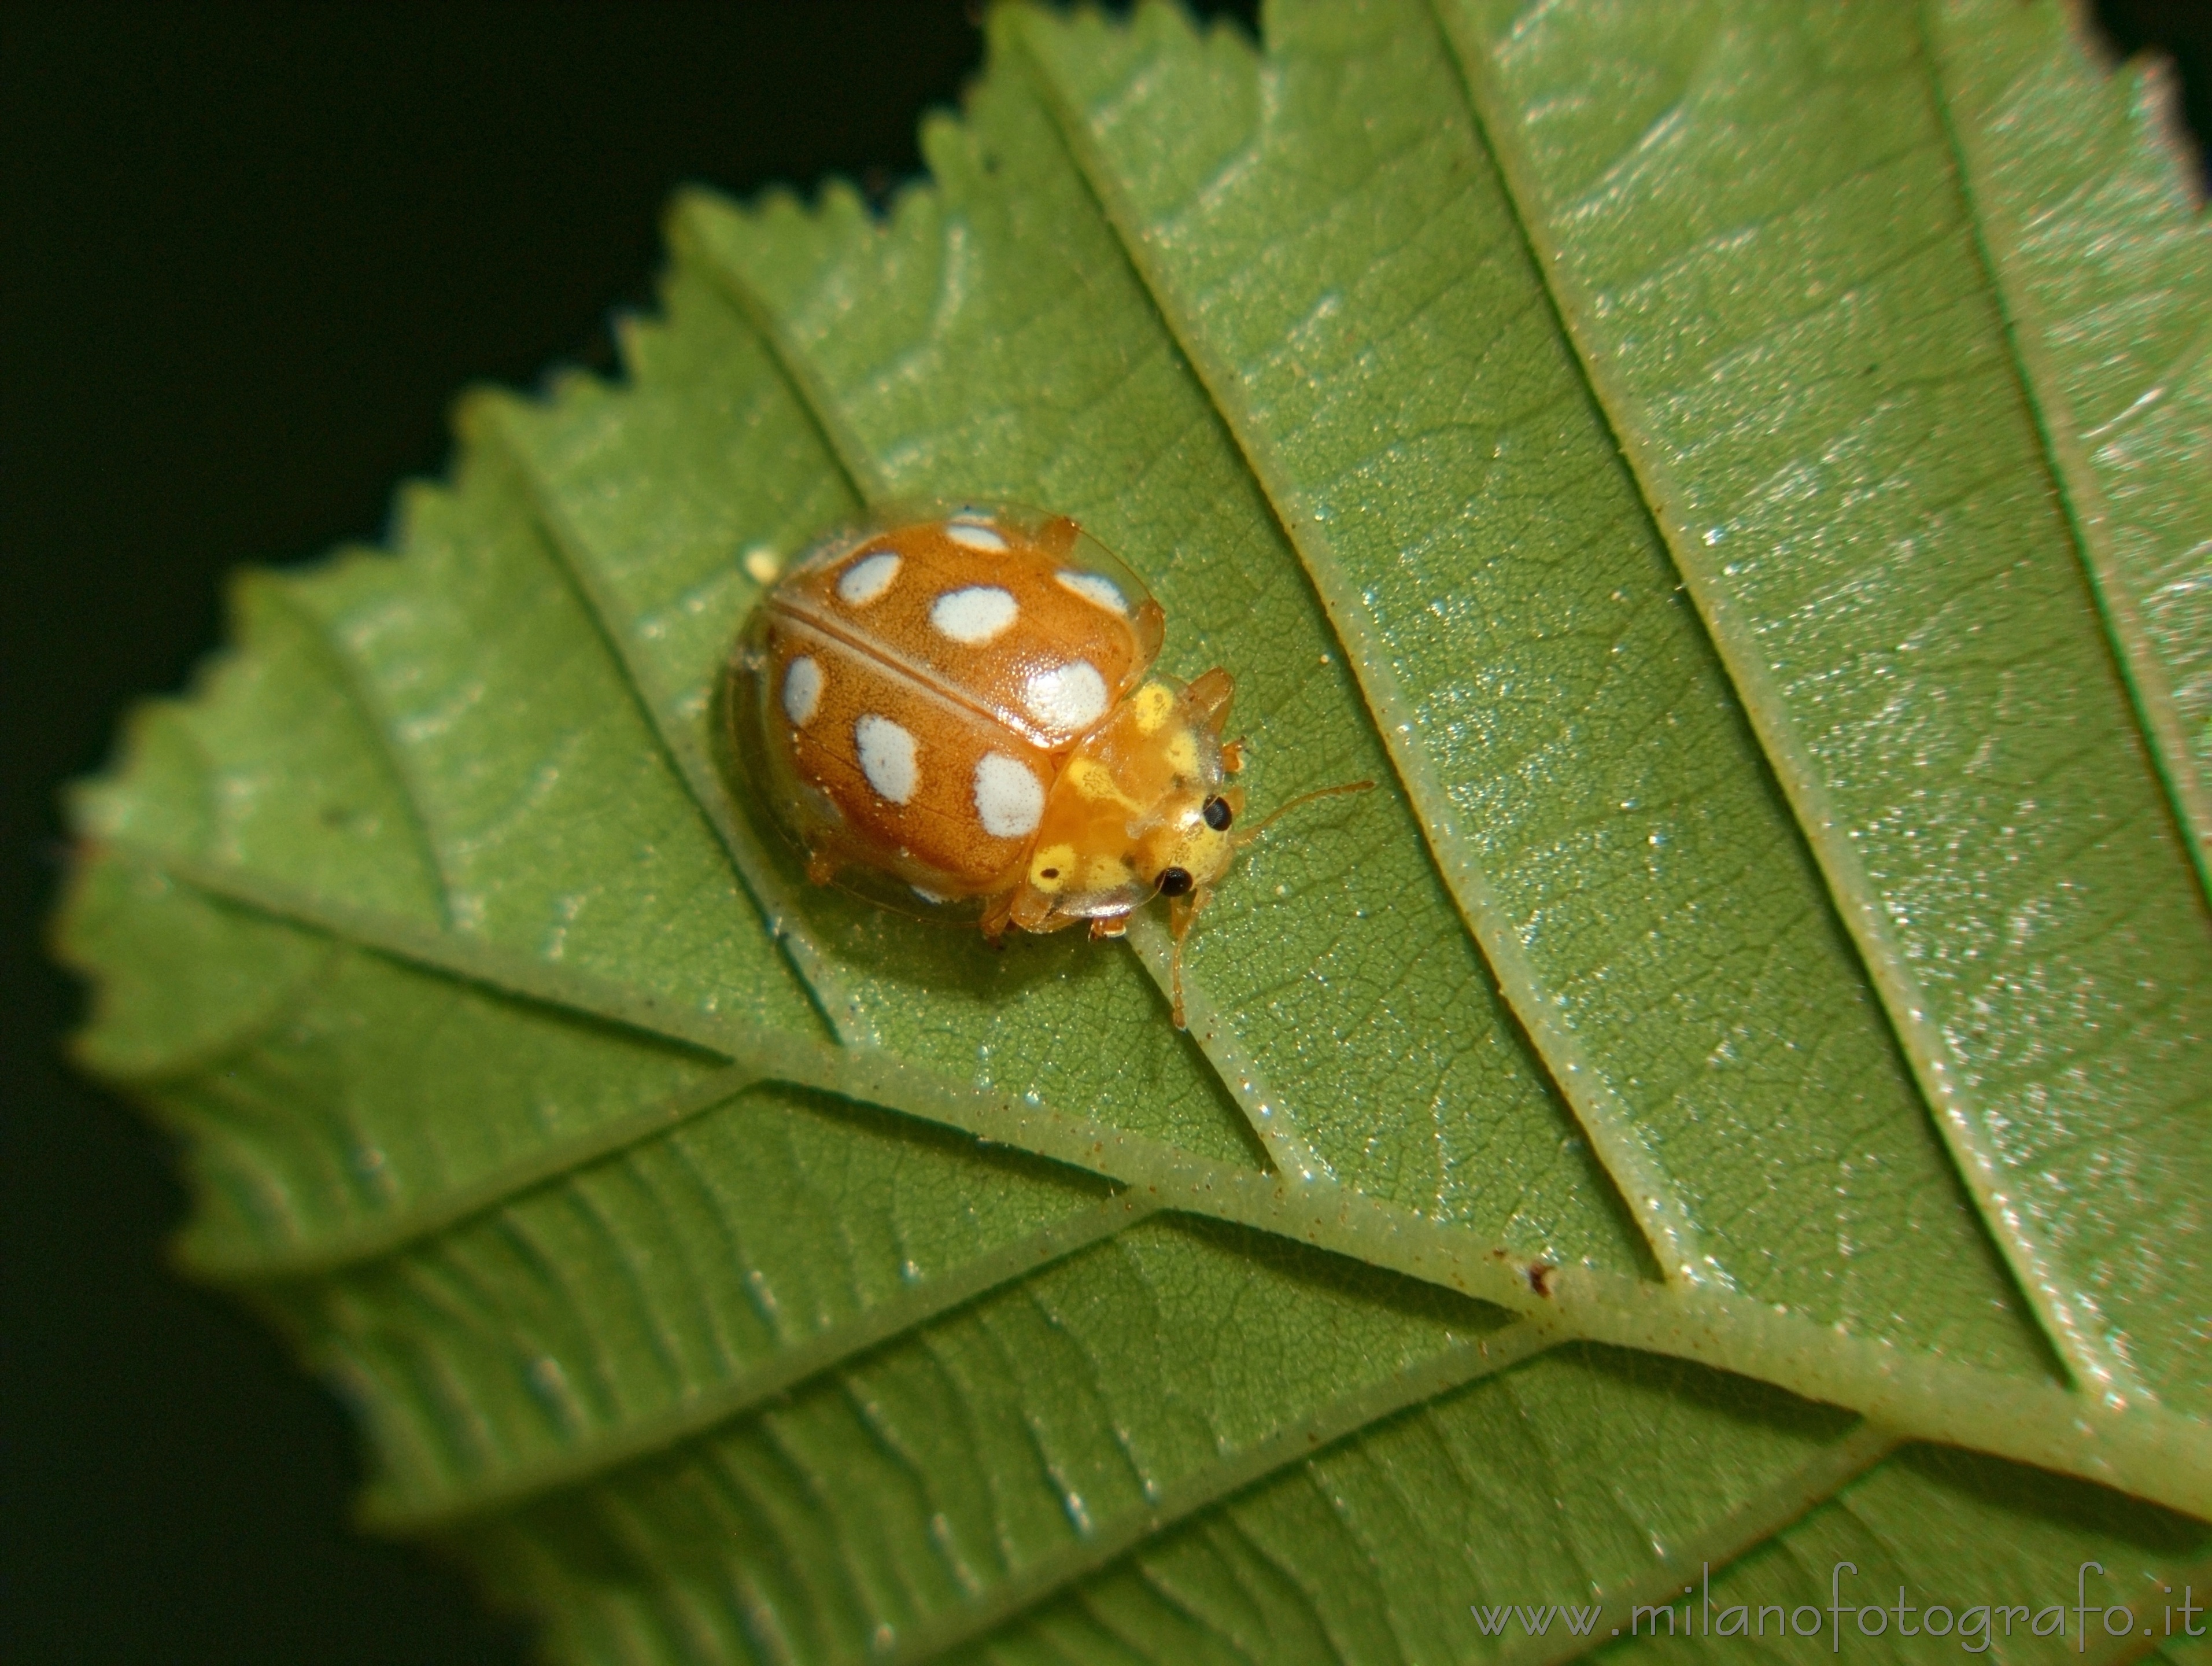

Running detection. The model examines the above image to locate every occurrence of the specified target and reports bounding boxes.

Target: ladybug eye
[1201,795,1234,831]
[1157,867,1195,897]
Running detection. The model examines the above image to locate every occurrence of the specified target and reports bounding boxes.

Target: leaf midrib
[95,0,2210,1520]
[594,5,2206,1520]
[56,8,2212,1657]
[97,843,2212,1518]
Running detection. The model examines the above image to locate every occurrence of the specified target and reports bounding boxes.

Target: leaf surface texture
[60,1,2211,1659]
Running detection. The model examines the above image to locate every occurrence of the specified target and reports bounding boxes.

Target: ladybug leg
[1184,668,1235,735]
[1088,915,1129,941]
[980,888,1017,942]
[1220,738,1247,775]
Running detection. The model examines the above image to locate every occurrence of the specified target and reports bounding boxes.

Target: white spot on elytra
[1054,570,1128,615]
[946,519,1009,552]
[1023,661,1109,732]
[855,714,918,804]
[930,585,1018,643]
[781,656,822,726]
[973,753,1044,838]
[837,550,902,605]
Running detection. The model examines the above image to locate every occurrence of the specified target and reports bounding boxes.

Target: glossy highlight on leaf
[57,1,2212,1660]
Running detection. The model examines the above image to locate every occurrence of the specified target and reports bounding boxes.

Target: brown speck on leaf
[1526,1262,1555,1299]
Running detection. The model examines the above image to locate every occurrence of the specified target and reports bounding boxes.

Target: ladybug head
[1134,786,1241,902]
[1008,676,1240,934]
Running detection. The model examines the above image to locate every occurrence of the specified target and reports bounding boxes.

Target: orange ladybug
[728,504,1367,1027]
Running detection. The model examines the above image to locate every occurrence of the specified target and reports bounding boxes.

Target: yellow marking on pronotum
[1028,842,1078,893]
[1131,681,1176,734]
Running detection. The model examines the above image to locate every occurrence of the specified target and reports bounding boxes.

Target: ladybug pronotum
[728,503,1367,1027]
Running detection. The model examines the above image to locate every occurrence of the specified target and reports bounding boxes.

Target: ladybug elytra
[728,504,1367,1027]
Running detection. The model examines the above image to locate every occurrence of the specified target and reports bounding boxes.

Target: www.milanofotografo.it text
[1471,1564,2203,1653]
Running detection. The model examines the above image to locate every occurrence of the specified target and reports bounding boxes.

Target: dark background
[1,3,2201,1661]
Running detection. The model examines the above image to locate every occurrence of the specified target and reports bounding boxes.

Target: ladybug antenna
[1166,884,1212,1030]
[1233,778,1376,849]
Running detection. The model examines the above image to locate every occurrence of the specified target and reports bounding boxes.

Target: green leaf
[1432,0,2212,1410]
[57,1,2211,1660]
[1932,0,2212,890]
